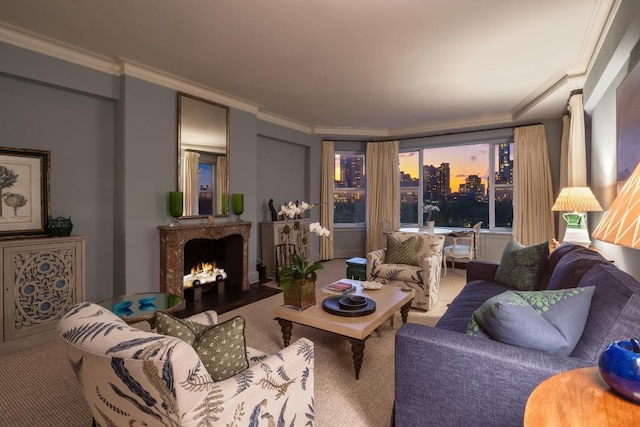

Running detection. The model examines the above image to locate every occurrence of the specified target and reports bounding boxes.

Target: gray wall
[585,0,640,281]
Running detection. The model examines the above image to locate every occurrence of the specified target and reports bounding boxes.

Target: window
[198,154,217,215]
[399,140,513,229]
[333,153,366,224]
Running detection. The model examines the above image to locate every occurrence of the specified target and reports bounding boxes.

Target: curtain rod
[330,122,542,144]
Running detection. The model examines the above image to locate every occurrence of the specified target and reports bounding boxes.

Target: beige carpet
[0,259,466,427]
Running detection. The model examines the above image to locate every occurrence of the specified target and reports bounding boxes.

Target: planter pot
[283,278,316,310]
[598,340,640,403]
[426,220,435,231]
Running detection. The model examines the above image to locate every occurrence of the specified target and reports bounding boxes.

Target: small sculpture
[268,199,278,221]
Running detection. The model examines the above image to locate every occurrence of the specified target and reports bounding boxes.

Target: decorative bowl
[598,339,640,403]
[361,281,383,290]
[138,295,157,305]
[113,301,133,311]
[339,295,367,310]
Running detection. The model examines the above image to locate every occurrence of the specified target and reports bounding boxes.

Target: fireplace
[158,222,251,307]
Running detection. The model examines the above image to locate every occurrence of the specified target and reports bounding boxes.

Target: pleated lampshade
[592,162,640,249]
[551,187,603,212]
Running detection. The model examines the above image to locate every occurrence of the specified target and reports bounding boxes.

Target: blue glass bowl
[598,340,640,403]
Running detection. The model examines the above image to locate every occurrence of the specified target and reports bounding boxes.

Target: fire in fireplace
[183,261,227,290]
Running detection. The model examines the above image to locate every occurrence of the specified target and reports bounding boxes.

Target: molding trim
[257,111,313,134]
[312,126,389,137]
[389,113,514,137]
[0,21,116,74]
[116,59,260,114]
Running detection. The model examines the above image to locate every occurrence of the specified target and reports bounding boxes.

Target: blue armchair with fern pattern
[58,302,314,426]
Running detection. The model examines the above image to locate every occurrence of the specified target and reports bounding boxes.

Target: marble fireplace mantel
[158,221,252,301]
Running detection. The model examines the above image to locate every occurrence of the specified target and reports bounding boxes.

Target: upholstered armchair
[58,302,314,427]
[366,231,445,310]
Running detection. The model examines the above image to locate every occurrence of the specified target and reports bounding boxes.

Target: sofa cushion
[494,240,549,291]
[546,247,609,290]
[435,280,513,333]
[155,312,249,381]
[538,243,583,290]
[469,286,595,356]
[570,264,640,362]
[385,234,419,266]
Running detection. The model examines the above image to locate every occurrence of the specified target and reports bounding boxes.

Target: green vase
[283,278,316,311]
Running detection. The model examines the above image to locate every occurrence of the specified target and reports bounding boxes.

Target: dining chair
[442,221,482,276]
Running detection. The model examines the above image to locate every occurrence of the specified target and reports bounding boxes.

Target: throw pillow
[155,312,248,381]
[385,235,419,266]
[469,286,595,356]
[546,247,609,290]
[494,239,549,291]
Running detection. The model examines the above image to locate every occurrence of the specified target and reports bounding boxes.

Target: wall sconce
[592,162,640,249]
[551,186,602,247]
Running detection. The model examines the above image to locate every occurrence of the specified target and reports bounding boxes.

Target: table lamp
[592,162,640,249]
[551,187,602,247]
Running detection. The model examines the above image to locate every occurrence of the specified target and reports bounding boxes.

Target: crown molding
[257,111,313,134]
[312,126,389,137]
[0,21,117,74]
[388,113,514,137]
[116,58,260,115]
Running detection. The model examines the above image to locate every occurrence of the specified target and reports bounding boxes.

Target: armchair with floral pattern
[58,302,314,427]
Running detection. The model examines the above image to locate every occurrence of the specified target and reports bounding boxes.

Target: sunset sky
[400,144,492,191]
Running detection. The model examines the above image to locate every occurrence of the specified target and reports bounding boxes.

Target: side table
[97,292,183,328]
[345,257,367,280]
[524,367,640,426]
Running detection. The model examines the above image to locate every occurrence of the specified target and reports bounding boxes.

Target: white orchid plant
[278,201,330,292]
[423,203,440,221]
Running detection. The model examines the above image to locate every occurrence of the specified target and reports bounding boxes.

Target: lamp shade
[592,162,640,249]
[551,187,603,212]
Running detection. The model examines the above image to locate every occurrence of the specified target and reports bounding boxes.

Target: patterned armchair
[58,302,314,427]
[366,231,445,310]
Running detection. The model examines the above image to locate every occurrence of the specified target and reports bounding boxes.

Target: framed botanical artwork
[0,147,50,238]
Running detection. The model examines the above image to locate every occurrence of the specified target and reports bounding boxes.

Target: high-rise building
[436,162,451,196]
[497,143,511,184]
[339,155,365,188]
[423,164,437,198]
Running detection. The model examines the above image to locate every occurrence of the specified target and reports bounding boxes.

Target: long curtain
[216,156,227,215]
[320,141,334,260]
[365,141,399,253]
[513,125,555,245]
[557,92,588,239]
[183,151,200,216]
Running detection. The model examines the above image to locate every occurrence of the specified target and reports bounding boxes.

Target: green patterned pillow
[468,286,595,355]
[385,235,419,266]
[494,239,549,290]
[155,312,248,381]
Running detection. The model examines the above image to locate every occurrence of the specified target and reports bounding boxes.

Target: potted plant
[278,201,330,310]
[423,203,440,230]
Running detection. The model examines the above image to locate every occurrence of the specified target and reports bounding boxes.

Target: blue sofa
[394,244,640,426]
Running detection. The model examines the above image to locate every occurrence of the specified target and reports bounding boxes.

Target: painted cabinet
[1,236,86,355]
[260,219,311,279]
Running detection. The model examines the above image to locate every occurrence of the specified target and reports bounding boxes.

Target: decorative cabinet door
[2,236,86,346]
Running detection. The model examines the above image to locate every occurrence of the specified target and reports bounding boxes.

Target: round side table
[524,367,640,426]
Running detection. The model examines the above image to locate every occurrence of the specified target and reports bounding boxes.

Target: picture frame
[0,147,51,238]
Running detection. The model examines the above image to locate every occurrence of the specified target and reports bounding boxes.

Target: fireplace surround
[158,222,251,305]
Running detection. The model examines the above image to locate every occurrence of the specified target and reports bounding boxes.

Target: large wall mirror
[178,93,230,217]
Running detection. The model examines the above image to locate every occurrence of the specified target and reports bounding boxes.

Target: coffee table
[273,278,415,379]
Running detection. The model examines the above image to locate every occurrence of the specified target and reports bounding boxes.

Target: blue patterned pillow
[468,286,595,355]
[494,240,549,290]
[155,312,248,381]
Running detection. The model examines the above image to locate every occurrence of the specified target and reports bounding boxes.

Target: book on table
[323,280,356,295]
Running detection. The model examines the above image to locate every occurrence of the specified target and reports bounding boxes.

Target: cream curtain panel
[557,92,588,239]
[365,141,399,253]
[513,125,555,245]
[216,156,227,215]
[183,151,200,216]
[320,141,335,260]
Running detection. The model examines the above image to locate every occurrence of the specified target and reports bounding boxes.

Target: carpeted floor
[0,259,467,427]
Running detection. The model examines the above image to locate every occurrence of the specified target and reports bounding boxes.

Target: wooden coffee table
[273,279,415,379]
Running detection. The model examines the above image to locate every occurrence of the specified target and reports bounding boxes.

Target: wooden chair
[275,243,296,282]
[442,221,482,276]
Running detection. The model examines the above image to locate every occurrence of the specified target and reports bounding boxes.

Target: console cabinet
[260,219,311,279]
[1,236,86,355]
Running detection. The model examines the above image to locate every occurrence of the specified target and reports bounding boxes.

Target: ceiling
[0,0,618,137]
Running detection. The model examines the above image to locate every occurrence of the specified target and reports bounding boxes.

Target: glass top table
[97,292,183,327]
[398,227,454,235]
